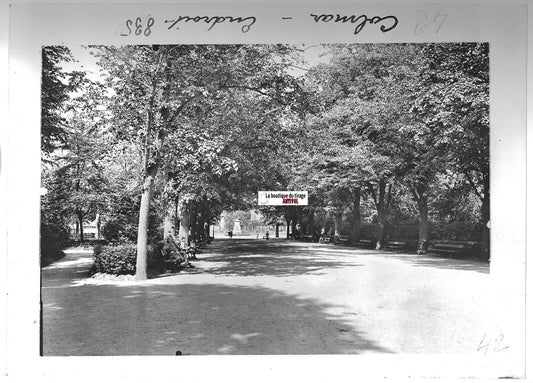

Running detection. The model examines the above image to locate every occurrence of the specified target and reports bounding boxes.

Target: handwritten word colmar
[310,13,398,35]
[165,15,256,33]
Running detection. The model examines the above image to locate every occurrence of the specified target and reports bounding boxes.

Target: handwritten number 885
[122,17,155,37]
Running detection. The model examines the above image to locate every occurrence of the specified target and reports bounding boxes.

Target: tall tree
[41,46,85,156]
[95,44,308,279]
[413,43,489,258]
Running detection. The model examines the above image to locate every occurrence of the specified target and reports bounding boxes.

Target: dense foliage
[93,244,137,275]
[92,244,162,275]
[40,221,69,266]
[41,43,490,275]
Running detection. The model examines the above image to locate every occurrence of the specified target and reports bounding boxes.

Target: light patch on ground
[42,239,490,356]
[230,332,261,344]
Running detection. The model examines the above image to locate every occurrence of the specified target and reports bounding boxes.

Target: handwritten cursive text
[309,13,399,35]
[165,15,256,33]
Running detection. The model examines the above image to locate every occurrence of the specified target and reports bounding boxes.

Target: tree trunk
[77,212,84,241]
[135,69,162,281]
[178,203,190,244]
[333,211,342,243]
[307,208,315,237]
[481,175,490,261]
[190,205,198,243]
[351,188,361,243]
[95,214,101,240]
[275,223,280,238]
[197,212,205,240]
[417,194,429,254]
[291,219,297,237]
[286,218,290,239]
[163,199,177,239]
[465,170,490,261]
[371,180,387,250]
[136,173,154,280]
[375,215,385,250]
[410,183,429,254]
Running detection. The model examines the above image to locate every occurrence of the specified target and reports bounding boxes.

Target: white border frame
[3,1,529,381]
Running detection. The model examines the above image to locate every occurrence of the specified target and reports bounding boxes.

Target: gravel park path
[42,239,490,356]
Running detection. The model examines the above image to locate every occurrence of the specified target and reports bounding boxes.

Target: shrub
[102,218,137,243]
[101,219,122,242]
[359,224,376,240]
[93,244,137,275]
[40,221,69,267]
[429,222,483,241]
[93,243,161,275]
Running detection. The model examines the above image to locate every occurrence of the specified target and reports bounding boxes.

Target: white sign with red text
[258,191,308,206]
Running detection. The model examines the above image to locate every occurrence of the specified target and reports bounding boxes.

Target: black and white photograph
[40,42,491,356]
[3,2,529,381]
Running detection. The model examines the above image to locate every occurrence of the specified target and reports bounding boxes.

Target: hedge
[41,221,69,267]
[92,243,163,275]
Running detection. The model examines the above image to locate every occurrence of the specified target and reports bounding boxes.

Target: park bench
[161,249,186,272]
[179,242,197,260]
[335,236,350,245]
[195,239,208,248]
[192,236,213,253]
[428,240,481,258]
[319,236,331,244]
[385,240,406,250]
[384,239,418,252]
[299,235,314,242]
[161,239,194,272]
[354,239,374,248]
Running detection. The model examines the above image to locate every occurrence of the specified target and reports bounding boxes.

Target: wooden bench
[384,240,407,251]
[298,235,314,242]
[161,246,192,272]
[319,236,331,244]
[161,251,184,272]
[195,239,209,249]
[384,239,418,252]
[354,239,373,248]
[179,243,197,260]
[428,241,481,258]
[335,236,350,245]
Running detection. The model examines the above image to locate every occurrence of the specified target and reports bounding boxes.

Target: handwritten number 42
[121,17,155,37]
[415,10,447,35]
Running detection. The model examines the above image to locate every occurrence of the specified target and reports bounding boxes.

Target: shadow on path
[41,239,488,356]
[200,239,488,276]
[202,239,362,277]
[41,250,94,288]
[370,251,489,274]
[42,280,390,356]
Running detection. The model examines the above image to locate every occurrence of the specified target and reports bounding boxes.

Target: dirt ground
[41,238,490,356]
